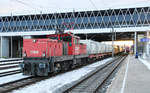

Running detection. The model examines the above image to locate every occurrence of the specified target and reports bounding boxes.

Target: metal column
[112,27,114,57]
[146,31,149,56]
[11,36,13,58]
[18,39,20,57]
[54,13,57,30]
[86,34,88,40]
[18,39,21,57]
[0,36,2,58]
[134,32,137,55]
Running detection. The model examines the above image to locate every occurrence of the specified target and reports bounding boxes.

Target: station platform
[106,55,150,93]
[146,57,150,62]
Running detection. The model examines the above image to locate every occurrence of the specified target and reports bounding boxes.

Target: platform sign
[140,38,150,42]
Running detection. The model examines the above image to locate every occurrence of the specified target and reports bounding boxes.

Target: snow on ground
[12,58,113,93]
[139,57,150,70]
[0,60,23,65]
[0,67,20,73]
[0,73,29,85]
[0,58,5,60]
[0,64,19,68]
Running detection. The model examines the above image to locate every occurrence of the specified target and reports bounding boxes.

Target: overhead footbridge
[0,6,150,58]
[0,6,150,36]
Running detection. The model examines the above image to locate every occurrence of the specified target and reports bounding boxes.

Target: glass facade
[0,7,150,32]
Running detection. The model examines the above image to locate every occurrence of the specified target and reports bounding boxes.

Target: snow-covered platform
[146,57,150,62]
[106,55,150,93]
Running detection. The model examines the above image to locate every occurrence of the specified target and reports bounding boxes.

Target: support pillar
[0,36,9,58]
[134,32,137,55]
[112,27,114,57]
[146,31,149,56]
[11,36,12,58]
[0,36,2,58]
[18,39,21,57]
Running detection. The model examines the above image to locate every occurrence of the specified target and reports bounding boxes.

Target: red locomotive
[21,31,122,76]
[23,32,86,57]
[22,32,88,76]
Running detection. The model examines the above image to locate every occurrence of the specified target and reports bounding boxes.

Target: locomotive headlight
[23,52,27,57]
[42,52,46,57]
[32,39,37,43]
[39,63,46,68]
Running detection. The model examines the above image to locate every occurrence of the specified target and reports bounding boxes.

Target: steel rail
[0,70,21,77]
[0,65,19,70]
[0,62,22,66]
[0,59,22,62]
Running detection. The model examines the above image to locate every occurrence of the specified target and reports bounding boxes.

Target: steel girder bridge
[0,6,150,58]
[0,6,150,36]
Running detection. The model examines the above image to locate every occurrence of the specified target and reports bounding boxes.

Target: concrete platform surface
[106,55,150,93]
[146,58,150,62]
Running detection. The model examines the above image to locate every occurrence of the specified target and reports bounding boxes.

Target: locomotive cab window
[49,37,58,40]
[74,38,79,45]
[60,36,72,42]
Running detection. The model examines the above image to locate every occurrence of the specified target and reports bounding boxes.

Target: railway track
[0,70,21,77]
[0,56,125,93]
[0,77,39,93]
[0,58,22,65]
[63,55,127,93]
[0,65,20,70]
[0,61,22,66]
[0,59,23,66]
[0,59,23,77]
[0,57,111,93]
[0,58,22,62]
[0,73,56,93]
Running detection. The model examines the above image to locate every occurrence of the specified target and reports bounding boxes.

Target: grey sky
[0,0,149,16]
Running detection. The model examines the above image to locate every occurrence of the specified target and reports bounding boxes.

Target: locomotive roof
[47,32,80,39]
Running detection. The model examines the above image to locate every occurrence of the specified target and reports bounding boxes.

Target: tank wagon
[21,32,123,76]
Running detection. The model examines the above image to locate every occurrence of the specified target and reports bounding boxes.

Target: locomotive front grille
[22,58,50,76]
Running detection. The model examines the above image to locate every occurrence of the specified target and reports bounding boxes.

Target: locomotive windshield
[47,33,72,42]
[60,36,72,42]
[49,37,58,40]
